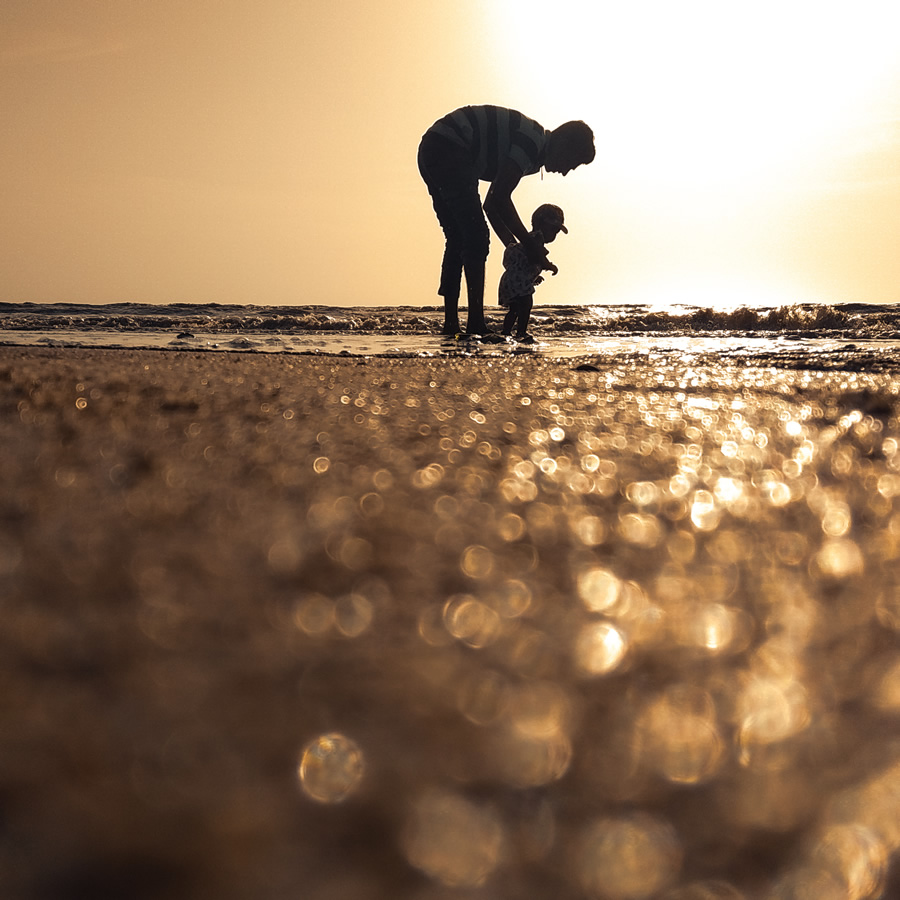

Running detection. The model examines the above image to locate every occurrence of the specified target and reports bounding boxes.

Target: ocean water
[2,301,899,370]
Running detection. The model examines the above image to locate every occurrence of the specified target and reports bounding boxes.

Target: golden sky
[2,0,900,308]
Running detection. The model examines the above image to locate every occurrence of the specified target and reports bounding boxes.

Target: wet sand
[2,346,900,899]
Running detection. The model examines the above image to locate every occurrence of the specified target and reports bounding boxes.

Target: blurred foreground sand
[2,347,900,899]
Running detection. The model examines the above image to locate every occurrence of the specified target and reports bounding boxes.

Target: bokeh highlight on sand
[2,345,900,898]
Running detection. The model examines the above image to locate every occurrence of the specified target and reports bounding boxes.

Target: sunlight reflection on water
[298,733,365,803]
[277,358,900,896]
[8,347,900,896]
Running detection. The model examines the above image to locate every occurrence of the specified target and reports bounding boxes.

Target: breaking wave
[1,301,898,339]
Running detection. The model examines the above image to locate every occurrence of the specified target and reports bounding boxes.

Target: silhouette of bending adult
[418,105,595,336]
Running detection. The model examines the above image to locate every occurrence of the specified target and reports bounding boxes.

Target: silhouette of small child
[498,204,567,343]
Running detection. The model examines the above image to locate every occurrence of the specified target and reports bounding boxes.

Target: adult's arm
[483,159,531,249]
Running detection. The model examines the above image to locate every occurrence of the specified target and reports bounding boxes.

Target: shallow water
[2,301,900,371]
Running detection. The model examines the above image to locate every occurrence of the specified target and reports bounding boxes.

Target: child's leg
[515,297,534,338]
[502,301,522,336]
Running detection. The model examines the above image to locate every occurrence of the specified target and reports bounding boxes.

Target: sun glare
[487,0,900,308]
[613,277,817,311]
[496,1,900,194]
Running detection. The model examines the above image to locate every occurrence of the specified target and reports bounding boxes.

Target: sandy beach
[3,345,900,899]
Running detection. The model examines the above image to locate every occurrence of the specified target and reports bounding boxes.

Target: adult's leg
[418,140,462,333]
[462,257,488,334]
[448,199,490,334]
[438,247,463,335]
[418,135,490,335]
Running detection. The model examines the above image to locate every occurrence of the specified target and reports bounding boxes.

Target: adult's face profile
[546,122,595,176]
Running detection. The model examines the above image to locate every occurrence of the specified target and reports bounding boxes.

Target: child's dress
[498,233,544,307]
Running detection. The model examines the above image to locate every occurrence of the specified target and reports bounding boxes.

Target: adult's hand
[484,160,527,247]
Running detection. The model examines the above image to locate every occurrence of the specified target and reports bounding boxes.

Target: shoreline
[2,345,900,897]
[4,333,900,374]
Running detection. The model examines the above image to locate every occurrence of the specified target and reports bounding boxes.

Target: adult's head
[544,121,595,176]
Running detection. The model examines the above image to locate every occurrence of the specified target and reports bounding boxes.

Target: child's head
[532,204,567,242]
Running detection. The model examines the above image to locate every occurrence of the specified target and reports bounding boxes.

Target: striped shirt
[426,105,548,181]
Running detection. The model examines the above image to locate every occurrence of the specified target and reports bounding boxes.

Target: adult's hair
[555,120,595,164]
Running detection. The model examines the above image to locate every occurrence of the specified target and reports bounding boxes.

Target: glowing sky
[2,0,900,308]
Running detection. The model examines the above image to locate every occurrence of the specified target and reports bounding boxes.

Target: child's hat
[533,203,567,233]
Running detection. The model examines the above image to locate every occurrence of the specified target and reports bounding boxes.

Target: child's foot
[516,333,536,344]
